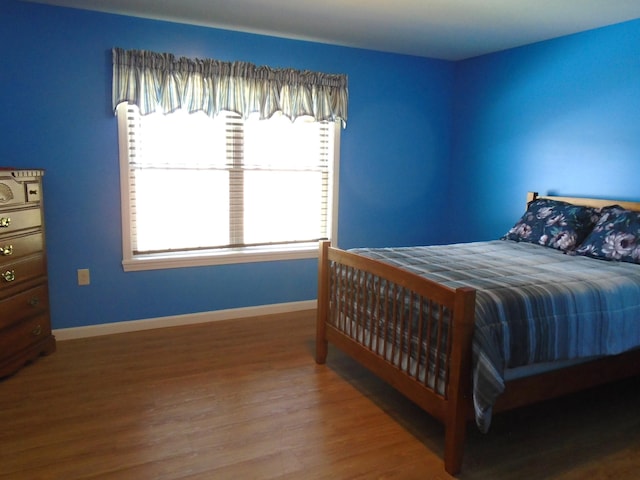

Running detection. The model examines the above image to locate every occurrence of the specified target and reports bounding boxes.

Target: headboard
[527,191,640,213]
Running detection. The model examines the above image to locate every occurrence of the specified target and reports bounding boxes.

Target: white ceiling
[24,0,640,60]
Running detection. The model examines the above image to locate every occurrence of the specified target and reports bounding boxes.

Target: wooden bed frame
[315,192,640,475]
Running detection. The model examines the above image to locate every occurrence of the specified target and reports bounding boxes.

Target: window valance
[112,48,348,126]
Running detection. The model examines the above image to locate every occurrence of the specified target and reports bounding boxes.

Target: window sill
[122,243,320,272]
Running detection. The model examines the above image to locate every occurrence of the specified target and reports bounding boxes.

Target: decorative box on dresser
[0,168,55,378]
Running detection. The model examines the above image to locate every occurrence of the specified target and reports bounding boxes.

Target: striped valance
[112,48,348,126]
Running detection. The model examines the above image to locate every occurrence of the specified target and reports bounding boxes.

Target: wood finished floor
[1,309,639,479]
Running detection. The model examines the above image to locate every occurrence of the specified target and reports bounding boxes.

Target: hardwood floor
[1,309,639,479]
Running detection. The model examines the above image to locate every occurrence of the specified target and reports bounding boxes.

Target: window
[116,103,340,271]
[112,48,347,272]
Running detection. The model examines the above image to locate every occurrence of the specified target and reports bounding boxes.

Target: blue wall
[1,1,454,328]
[451,19,640,242]
[4,1,640,330]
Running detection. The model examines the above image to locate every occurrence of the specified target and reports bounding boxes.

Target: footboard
[316,240,476,474]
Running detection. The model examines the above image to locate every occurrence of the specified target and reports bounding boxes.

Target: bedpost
[444,286,476,475]
[527,191,539,206]
[316,240,331,364]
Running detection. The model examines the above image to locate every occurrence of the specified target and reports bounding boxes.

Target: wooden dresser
[0,169,55,378]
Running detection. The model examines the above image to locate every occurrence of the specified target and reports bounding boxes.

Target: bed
[315,192,640,475]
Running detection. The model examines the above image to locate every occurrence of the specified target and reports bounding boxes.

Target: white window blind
[116,103,339,270]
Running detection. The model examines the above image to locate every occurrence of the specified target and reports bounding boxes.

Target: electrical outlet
[77,268,90,286]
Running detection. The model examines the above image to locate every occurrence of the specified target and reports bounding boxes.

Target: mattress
[351,240,640,431]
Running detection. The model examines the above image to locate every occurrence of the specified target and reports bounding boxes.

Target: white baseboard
[53,300,317,341]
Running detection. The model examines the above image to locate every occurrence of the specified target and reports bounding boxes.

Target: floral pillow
[502,198,598,252]
[575,205,640,263]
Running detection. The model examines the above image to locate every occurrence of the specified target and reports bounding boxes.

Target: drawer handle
[29,189,38,196]
[0,217,10,228]
[28,297,40,307]
[1,270,15,282]
[31,325,42,336]
[1,245,13,256]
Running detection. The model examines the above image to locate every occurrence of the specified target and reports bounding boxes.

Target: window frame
[116,103,341,272]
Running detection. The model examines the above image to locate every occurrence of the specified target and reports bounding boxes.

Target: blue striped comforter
[352,240,640,432]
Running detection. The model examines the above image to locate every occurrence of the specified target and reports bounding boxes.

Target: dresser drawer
[0,176,27,206]
[0,284,49,330]
[25,182,42,203]
[0,207,42,236]
[0,231,43,261]
[0,313,51,356]
[0,254,46,293]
